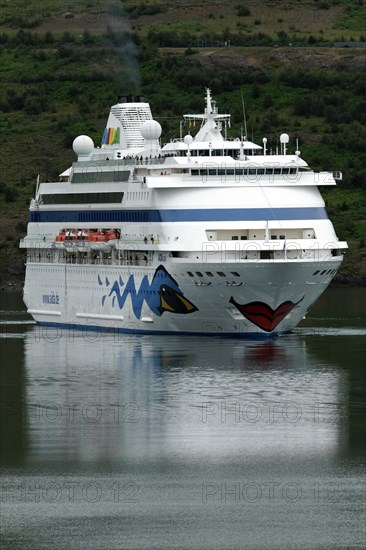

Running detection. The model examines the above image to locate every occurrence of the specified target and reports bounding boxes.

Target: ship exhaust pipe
[118,95,145,104]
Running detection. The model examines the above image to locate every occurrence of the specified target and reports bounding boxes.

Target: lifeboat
[55,228,120,251]
[55,230,66,242]
[55,229,67,248]
[64,229,77,240]
[104,229,120,248]
[90,231,111,251]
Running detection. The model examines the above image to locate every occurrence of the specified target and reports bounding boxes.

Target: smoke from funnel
[106,6,141,96]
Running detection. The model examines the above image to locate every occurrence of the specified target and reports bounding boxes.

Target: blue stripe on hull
[36,321,285,340]
[29,207,328,223]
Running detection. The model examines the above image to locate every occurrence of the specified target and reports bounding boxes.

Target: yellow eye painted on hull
[176,294,196,312]
[160,296,176,312]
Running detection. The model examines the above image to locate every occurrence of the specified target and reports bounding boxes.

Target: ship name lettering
[42,293,60,305]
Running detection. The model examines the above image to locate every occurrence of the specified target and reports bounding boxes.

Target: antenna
[241,89,248,140]
[295,135,300,156]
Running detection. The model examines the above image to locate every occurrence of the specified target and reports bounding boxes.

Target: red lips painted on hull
[229,296,304,332]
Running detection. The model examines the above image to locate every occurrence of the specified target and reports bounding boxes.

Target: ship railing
[21,235,164,248]
[62,257,154,267]
[91,259,153,267]
[25,253,154,267]
[74,157,166,168]
[20,237,56,248]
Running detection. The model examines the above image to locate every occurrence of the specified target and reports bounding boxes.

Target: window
[187,271,194,277]
[205,272,214,277]
[196,272,203,277]
[230,272,240,277]
[217,272,226,277]
[71,171,129,183]
[41,192,124,204]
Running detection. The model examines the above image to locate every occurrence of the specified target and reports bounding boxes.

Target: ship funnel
[118,95,145,104]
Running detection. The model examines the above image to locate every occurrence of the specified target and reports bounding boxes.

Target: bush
[1,185,18,202]
[57,45,73,59]
[43,32,54,44]
[263,94,273,109]
[237,6,251,17]
[24,96,42,115]
[126,3,167,19]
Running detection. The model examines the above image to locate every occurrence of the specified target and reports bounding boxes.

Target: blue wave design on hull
[98,265,198,319]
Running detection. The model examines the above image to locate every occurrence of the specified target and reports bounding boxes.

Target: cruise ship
[20,89,347,337]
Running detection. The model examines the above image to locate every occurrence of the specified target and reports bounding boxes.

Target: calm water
[0,288,365,550]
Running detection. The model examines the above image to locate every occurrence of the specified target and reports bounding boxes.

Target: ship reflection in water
[1,315,365,550]
[20,328,350,465]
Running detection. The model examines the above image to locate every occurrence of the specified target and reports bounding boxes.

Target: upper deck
[46,88,341,195]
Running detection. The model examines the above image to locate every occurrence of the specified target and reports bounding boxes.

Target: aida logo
[98,265,198,319]
[42,292,60,305]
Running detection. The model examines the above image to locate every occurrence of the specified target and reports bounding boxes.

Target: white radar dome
[183,135,193,145]
[140,120,162,140]
[280,133,290,144]
[72,135,94,157]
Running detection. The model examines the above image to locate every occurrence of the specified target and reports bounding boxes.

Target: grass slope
[1,1,365,40]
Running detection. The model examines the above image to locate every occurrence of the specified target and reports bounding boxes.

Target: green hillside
[0,1,365,285]
[1,1,365,41]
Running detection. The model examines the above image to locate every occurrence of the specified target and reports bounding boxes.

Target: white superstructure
[21,90,347,337]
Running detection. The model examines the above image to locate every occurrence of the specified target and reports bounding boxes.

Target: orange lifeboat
[106,229,118,241]
[96,231,109,242]
[55,230,66,242]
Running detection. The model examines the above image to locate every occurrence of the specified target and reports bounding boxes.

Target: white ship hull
[23,257,342,337]
[21,90,347,337]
